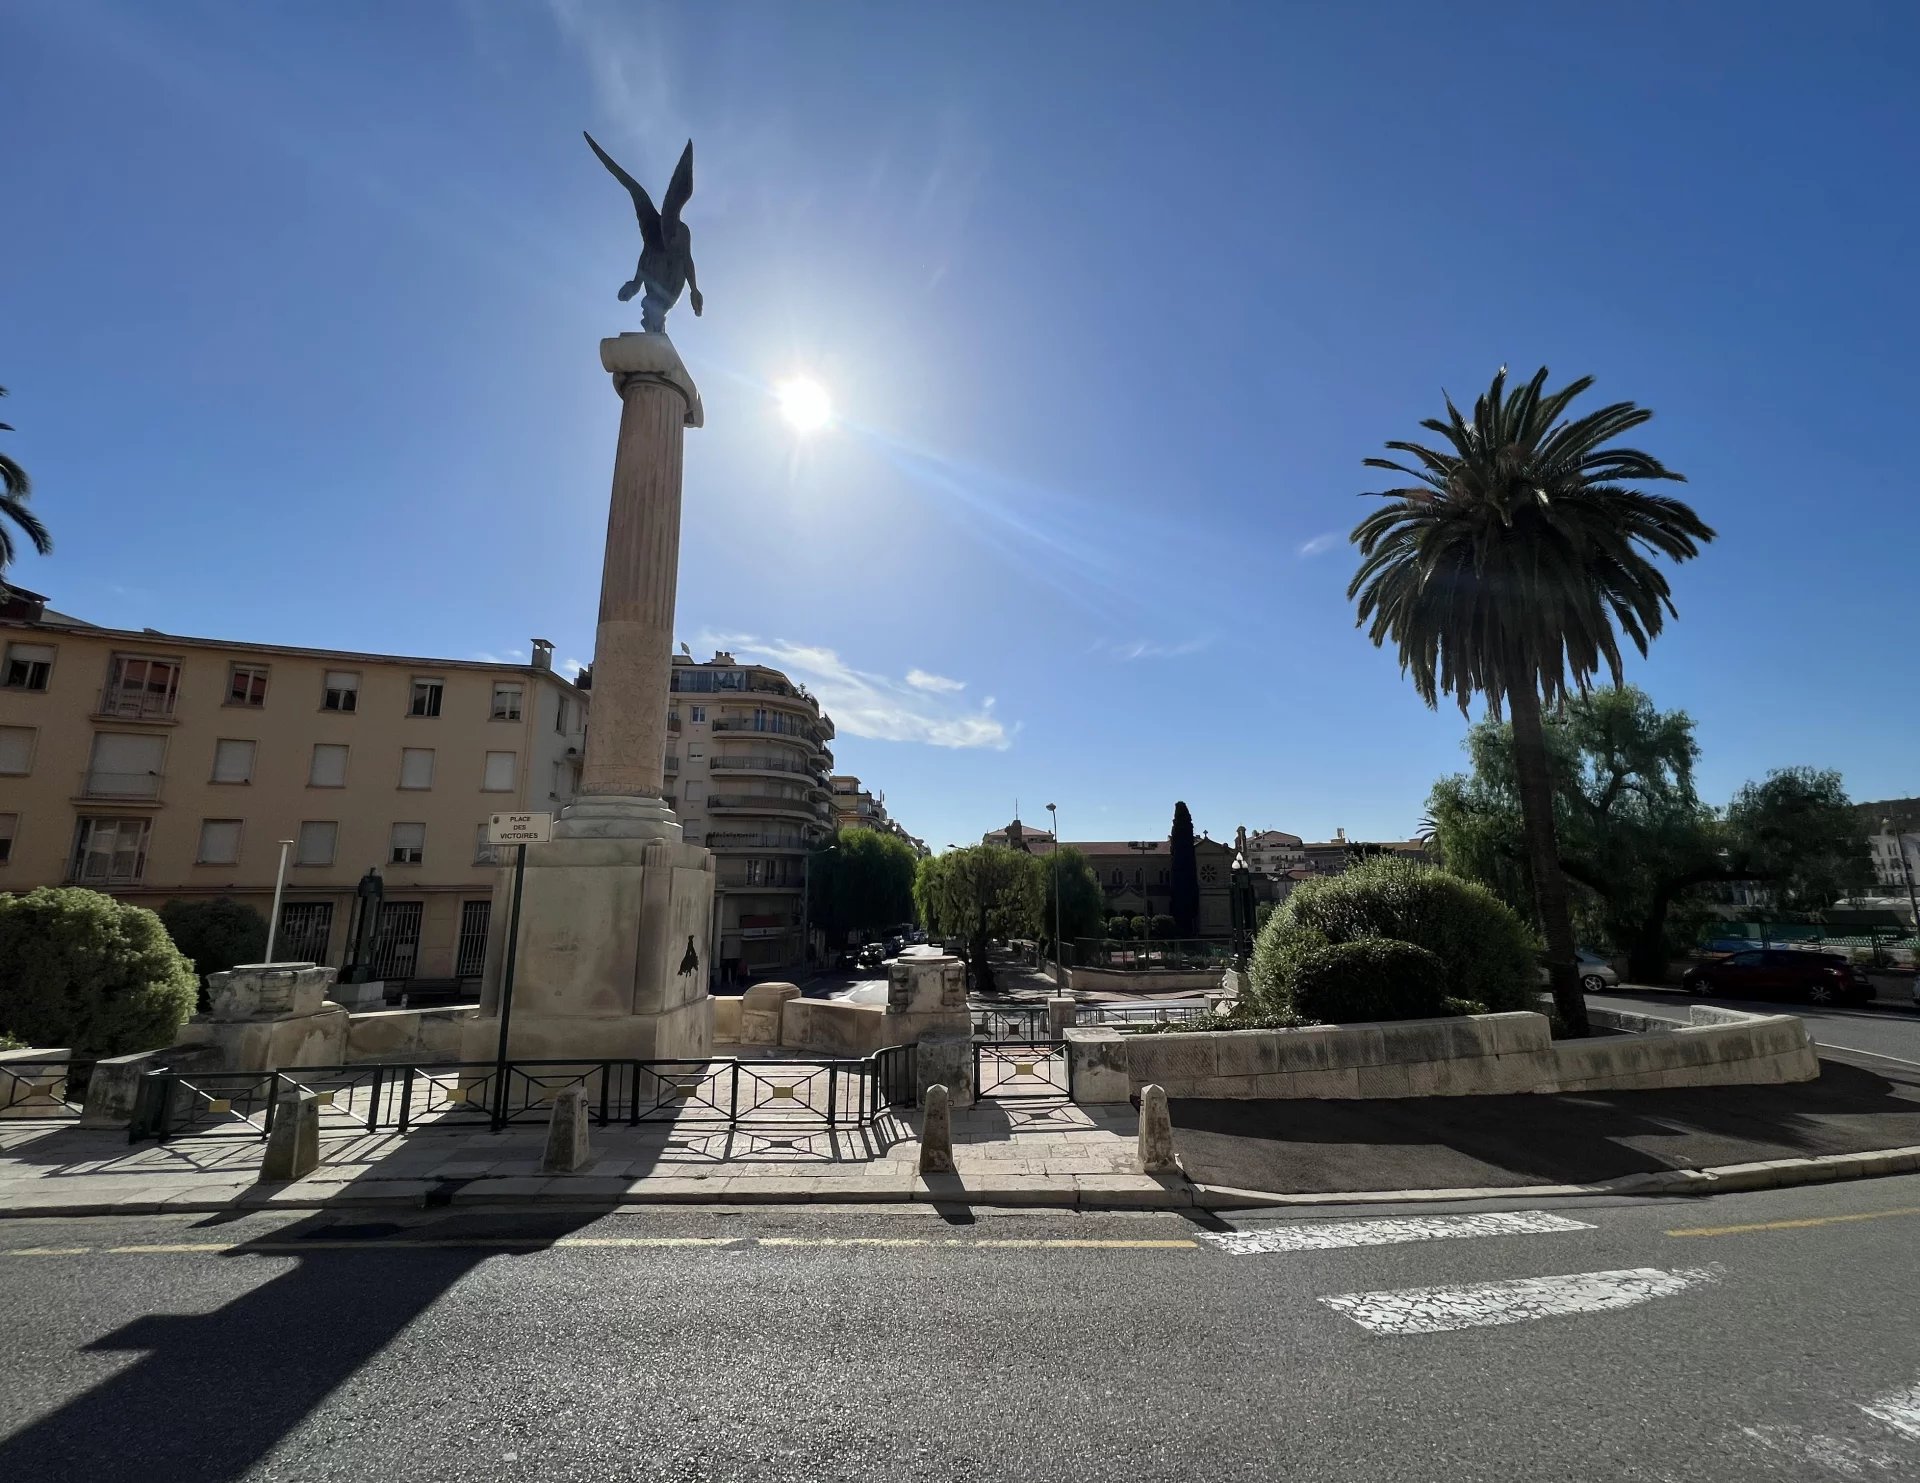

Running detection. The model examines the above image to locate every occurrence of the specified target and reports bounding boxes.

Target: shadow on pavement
[1171,1054,1920,1195]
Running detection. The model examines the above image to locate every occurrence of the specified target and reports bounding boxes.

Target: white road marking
[1741,1425,1904,1477]
[1860,1383,1920,1443]
[1202,1209,1593,1256]
[1816,1044,1920,1071]
[1320,1265,1723,1335]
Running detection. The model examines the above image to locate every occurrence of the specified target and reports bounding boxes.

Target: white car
[1536,950,1620,994]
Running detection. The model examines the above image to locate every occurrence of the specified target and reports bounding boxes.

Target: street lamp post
[262,838,294,963]
[1046,802,1062,985]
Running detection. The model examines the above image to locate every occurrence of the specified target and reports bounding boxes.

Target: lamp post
[1046,802,1062,984]
[262,838,295,963]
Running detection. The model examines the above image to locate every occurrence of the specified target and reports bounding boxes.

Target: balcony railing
[664,756,680,773]
[705,831,813,852]
[710,717,813,741]
[77,770,164,802]
[715,870,804,890]
[708,794,826,822]
[95,688,177,721]
[666,715,682,733]
[709,754,813,776]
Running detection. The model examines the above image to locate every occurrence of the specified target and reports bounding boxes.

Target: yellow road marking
[1669,1205,1920,1238]
[106,1243,234,1253]
[2,1246,92,1256]
[758,1236,931,1247]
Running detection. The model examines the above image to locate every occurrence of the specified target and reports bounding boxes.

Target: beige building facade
[0,593,587,985]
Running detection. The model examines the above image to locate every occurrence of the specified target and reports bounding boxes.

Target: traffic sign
[488,812,553,844]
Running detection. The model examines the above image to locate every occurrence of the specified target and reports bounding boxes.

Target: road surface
[3,1181,1920,1481]
[1592,984,1920,1071]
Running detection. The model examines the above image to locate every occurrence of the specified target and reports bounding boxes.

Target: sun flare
[776,377,833,433]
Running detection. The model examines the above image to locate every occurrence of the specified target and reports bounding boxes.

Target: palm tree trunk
[1507,684,1590,1036]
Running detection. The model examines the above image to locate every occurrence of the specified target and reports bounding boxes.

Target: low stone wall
[1064,966,1225,995]
[345,1007,477,1065]
[780,997,889,1057]
[1067,1006,1818,1103]
[711,996,742,1043]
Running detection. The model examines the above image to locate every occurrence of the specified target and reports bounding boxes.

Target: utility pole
[1046,802,1063,985]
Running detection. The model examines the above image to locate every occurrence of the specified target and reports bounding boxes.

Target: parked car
[856,943,887,971]
[885,935,906,956]
[1535,949,1620,994]
[1681,948,1871,1005]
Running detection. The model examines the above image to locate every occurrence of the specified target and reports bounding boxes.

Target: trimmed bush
[0,888,198,1057]
[1149,914,1177,940]
[1106,915,1132,939]
[1129,916,1150,939]
[158,898,268,983]
[1288,938,1448,1023]
[1252,857,1535,1014]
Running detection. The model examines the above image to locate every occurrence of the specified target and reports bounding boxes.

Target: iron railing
[0,1059,84,1118]
[76,770,165,801]
[1077,1003,1215,1028]
[974,1040,1070,1099]
[128,1046,920,1142]
[971,1005,1050,1040]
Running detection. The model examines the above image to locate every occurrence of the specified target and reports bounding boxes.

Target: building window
[491,683,523,721]
[309,743,348,788]
[389,821,425,865]
[474,823,500,865]
[277,901,334,963]
[85,733,165,799]
[196,818,242,865]
[483,751,516,792]
[1110,869,1123,889]
[0,812,15,864]
[3,643,53,691]
[691,705,706,723]
[408,678,443,717]
[322,670,359,712]
[101,655,181,719]
[0,725,35,775]
[295,820,337,866]
[684,781,703,801]
[399,748,435,790]
[71,817,151,885]
[210,738,256,784]
[455,900,491,978]
[688,744,703,759]
[555,697,570,734]
[227,664,269,707]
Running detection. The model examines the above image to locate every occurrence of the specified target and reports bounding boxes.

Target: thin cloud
[470,648,527,665]
[906,668,965,693]
[1298,530,1344,558]
[1105,637,1210,662]
[699,633,1010,751]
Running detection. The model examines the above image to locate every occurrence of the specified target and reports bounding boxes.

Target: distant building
[1244,829,1304,877]
[1298,828,1430,878]
[828,775,926,855]
[1855,800,1920,902]
[984,817,1235,936]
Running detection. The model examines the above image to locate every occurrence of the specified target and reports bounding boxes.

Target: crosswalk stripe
[1320,1265,1723,1335]
[1859,1383,1920,1442]
[1201,1210,1593,1255]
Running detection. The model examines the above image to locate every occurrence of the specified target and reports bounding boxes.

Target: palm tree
[1348,366,1713,1035]
[0,387,53,589]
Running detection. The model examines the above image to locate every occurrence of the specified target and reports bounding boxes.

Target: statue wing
[583,131,660,241]
[662,140,694,223]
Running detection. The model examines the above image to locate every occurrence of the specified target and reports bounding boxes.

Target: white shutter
[210,738,254,783]
[309,744,348,787]
[400,748,434,789]
[197,819,242,864]
[0,727,35,773]
[296,820,337,865]
[483,751,516,791]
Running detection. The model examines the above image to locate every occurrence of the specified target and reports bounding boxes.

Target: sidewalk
[0,1097,1190,1218]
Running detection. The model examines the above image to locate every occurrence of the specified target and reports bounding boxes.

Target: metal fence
[970,1005,1050,1040]
[1071,938,1231,971]
[0,1059,84,1119]
[1077,1003,1216,1029]
[128,1045,919,1143]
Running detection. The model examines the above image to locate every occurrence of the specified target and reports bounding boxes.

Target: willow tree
[1349,367,1713,1034]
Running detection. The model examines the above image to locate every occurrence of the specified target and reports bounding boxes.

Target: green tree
[912,846,1044,994]
[1040,845,1105,954]
[808,827,919,951]
[1150,913,1177,939]
[1105,914,1132,939]
[1430,688,1871,980]
[1350,366,1714,1034]
[1129,915,1150,939]
[158,898,269,987]
[0,888,198,1056]
[0,387,53,590]
[1169,802,1200,937]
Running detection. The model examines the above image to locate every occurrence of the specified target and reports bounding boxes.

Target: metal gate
[371,901,423,980]
[277,901,334,965]
[454,900,491,978]
[974,1039,1069,1099]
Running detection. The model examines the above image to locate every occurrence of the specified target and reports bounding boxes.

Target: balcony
[664,755,680,773]
[715,870,804,891]
[708,793,826,823]
[76,770,165,803]
[94,688,177,723]
[708,753,814,780]
[705,831,812,853]
[667,715,682,734]
[710,716,814,742]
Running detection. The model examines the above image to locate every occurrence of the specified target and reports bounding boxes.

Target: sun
[776,377,833,434]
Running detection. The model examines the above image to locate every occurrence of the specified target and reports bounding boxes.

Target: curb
[1193,1143,1920,1210]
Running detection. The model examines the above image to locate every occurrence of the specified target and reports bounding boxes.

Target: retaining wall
[344,1007,477,1064]
[1064,966,1226,995]
[1066,1005,1818,1103]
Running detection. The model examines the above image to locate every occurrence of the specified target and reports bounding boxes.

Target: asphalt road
[1592,984,1920,1070]
[4,1180,1920,1482]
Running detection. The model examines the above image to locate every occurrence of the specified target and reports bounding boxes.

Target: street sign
[488,812,552,845]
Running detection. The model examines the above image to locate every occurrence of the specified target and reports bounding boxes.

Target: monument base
[473,832,715,1063]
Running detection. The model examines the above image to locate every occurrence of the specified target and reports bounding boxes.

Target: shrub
[1288,938,1448,1023]
[1150,914,1177,939]
[158,898,268,983]
[1251,857,1535,1013]
[1126,1006,1318,1034]
[1129,916,1150,939]
[0,888,198,1057]
[1106,915,1133,939]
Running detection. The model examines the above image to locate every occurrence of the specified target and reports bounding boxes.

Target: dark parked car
[1682,948,1870,1005]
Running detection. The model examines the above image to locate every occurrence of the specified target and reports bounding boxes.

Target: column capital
[600,332,704,428]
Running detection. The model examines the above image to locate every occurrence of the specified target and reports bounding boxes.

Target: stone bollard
[1046,996,1077,1041]
[541,1087,592,1174]
[918,1084,956,1175]
[259,1089,321,1183]
[1136,1083,1178,1175]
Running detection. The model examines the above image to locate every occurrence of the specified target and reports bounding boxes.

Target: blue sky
[5,1,1917,852]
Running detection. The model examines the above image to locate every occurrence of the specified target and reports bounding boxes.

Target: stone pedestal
[882,953,972,1044]
[916,1034,975,1108]
[173,963,347,1071]
[465,331,714,1063]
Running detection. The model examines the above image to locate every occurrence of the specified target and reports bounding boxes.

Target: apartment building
[1244,829,1305,877]
[0,591,587,984]
[666,651,835,977]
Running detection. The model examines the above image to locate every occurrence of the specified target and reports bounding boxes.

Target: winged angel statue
[583,132,703,333]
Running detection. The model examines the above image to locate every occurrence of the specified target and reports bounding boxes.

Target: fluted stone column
[556,332,705,842]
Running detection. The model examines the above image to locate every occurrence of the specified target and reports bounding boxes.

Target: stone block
[1265,1066,1362,1099]
[1479,1012,1554,1055]
[1046,997,1077,1041]
[541,1087,592,1173]
[259,1091,321,1182]
[1063,1028,1129,1105]
[1136,1085,1178,1174]
[1211,1030,1282,1078]
[1129,1035,1218,1087]
[207,963,337,1020]
[740,982,801,1045]
[1272,1027,1345,1074]
[1374,1019,1459,1066]
[918,1084,956,1174]
[887,954,967,1015]
[711,996,743,1043]
[916,1035,975,1108]
[1354,1063,1416,1099]
[175,1003,350,1072]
